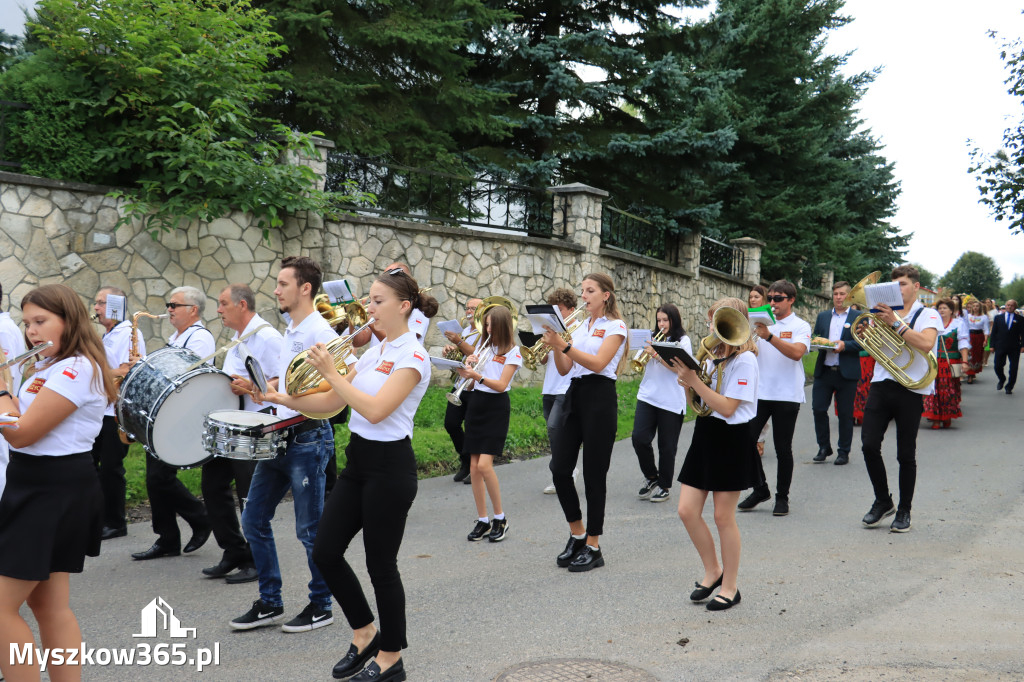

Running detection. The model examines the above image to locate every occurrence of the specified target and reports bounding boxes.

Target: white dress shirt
[274,312,338,420]
[222,314,284,412]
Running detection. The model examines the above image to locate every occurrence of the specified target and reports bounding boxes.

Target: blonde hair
[582,272,630,373]
[708,297,758,357]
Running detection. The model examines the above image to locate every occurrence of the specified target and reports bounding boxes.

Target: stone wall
[0,159,829,384]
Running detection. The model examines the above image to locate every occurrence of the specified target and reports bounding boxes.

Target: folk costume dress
[964,313,989,377]
[922,319,969,425]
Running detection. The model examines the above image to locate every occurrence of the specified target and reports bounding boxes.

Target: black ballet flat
[689,573,723,602]
[707,590,741,611]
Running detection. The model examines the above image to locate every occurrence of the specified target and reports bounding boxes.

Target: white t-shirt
[570,316,629,380]
[348,332,431,441]
[475,345,523,394]
[275,312,338,420]
[101,320,146,417]
[542,350,572,396]
[708,351,759,425]
[168,323,216,362]
[15,356,107,456]
[871,301,944,396]
[756,312,810,403]
[637,336,692,414]
[0,311,27,392]
[222,314,284,413]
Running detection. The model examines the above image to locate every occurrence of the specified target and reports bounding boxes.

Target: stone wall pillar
[819,265,834,295]
[548,183,607,277]
[677,232,700,275]
[729,237,765,285]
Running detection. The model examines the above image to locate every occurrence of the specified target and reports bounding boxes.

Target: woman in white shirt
[263,269,437,682]
[456,306,522,543]
[632,304,690,503]
[670,297,761,612]
[541,273,628,573]
[964,300,990,383]
[0,284,117,681]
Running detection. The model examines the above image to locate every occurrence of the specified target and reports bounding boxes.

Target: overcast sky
[3,1,1023,286]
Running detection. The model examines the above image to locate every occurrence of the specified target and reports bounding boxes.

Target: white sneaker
[543,468,580,494]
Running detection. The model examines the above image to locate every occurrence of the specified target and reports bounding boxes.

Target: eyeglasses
[766,295,790,303]
[165,302,194,310]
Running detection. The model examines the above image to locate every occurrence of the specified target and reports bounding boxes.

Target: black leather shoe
[567,545,604,572]
[332,633,381,679]
[183,525,211,554]
[997,379,1005,390]
[101,526,127,540]
[737,488,770,511]
[772,497,789,516]
[225,565,259,584]
[861,498,895,527]
[707,590,741,611]
[1006,388,1013,395]
[202,558,241,578]
[689,573,723,602]
[131,544,180,560]
[453,467,470,482]
[812,447,832,462]
[834,453,849,466]
[350,658,405,682]
[556,536,586,568]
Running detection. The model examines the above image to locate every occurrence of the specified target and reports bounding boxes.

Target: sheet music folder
[651,343,701,371]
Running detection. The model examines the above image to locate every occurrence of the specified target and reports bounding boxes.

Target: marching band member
[670,298,760,611]
[0,284,116,681]
[859,265,943,533]
[541,273,628,572]
[201,284,284,584]
[362,262,431,346]
[89,286,146,540]
[540,289,578,494]
[443,297,482,483]
[0,281,27,499]
[231,257,338,633]
[263,268,438,682]
[457,305,521,542]
[132,286,212,560]
[632,304,690,503]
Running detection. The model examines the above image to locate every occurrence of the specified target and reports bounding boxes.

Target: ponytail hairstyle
[376,268,439,319]
[20,284,118,403]
[655,303,685,343]
[708,297,757,357]
[582,272,630,373]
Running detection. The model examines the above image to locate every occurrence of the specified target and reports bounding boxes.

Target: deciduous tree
[938,251,1002,300]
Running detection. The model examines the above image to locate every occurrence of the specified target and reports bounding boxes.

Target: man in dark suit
[990,299,1024,395]
[811,281,862,465]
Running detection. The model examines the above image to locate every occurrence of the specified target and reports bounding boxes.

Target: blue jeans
[241,423,333,609]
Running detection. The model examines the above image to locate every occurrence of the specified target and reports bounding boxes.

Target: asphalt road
[29,372,1024,680]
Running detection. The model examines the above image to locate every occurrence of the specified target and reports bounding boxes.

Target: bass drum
[117,346,238,468]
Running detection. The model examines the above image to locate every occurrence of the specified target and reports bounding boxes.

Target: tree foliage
[1002,274,1024,303]
[970,28,1024,235]
[908,263,937,289]
[938,251,1002,300]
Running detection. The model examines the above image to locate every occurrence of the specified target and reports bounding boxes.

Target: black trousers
[993,347,1021,390]
[200,456,256,565]
[811,369,857,455]
[749,399,800,499]
[444,390,471,471]
[861,379,924,511]
[550,376,617,537]
[631,400,684,490]
[145,456,209,550]
[90,416,129,530]
[313,434,417,653]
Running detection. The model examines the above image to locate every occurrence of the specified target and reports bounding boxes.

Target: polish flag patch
[26,377,46,394]
[63,367,79,380]
[737,380,748,386]
[413,352,425,362]
[376,361,395,375]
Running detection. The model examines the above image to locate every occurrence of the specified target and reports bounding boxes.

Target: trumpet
[284,318,375,419]
[688,306,750,418]
[630,329,667,372]
[447,345,494,407]
[521,303,587,370]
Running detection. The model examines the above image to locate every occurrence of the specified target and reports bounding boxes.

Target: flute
[0,341,53,370]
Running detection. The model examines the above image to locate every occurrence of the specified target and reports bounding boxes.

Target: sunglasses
[165,302,194,310]
[384,267,408,277]
[766,295,791,303]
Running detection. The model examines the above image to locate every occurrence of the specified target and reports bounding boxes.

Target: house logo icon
[133,597,197,639]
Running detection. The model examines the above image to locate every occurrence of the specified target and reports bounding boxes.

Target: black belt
[290,419,328,438]
[824,365,840,371]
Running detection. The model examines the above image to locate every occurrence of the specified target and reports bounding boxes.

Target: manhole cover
[496,658,657,681]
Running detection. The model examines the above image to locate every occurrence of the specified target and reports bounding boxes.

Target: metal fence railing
[0,100,30,169]
[601,206,675,264]
[324,154,563,238]
[700,235,745,278]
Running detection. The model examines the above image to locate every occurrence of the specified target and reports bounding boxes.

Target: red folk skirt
[922,359,962,422]
[853,354,875,422]
[965,330,985,376]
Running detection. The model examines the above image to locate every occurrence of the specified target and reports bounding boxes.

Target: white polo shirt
[0,311,27,392]
[348,332,431,441]
[542,350,572,396]
[168,323,216,362]
[475,345,523,394]
[223,314,284,412]
[638,336,692,414]
[756,312,811,403]
[101,320,146,417]
[275,312,338,420]
[16,356,106,456]
[708,351,759,424]
[872,301,944,396]
[364,308,429,349]
[570,316,628,380]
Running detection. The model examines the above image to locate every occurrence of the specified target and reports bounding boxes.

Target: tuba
[688,306,750,418]
[630,329,667,373]
[283,318,376,419]
[847,272,938,390]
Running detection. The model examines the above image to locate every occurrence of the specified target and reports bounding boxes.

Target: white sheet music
[105,295,126,322]
[748,310,773,328]
[629,329,652,347]
[436,319,463,337]
[429,356,465,370]
[525,304,567,335]
[323,279,354,304]
[864,282,904,312]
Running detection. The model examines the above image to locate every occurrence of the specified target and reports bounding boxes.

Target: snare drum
[203,410,286,461]
[118,346,238,468]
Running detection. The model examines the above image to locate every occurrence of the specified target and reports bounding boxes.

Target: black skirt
[0,451,102,580]
[462,391,511,456]
[678,416,761,492]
